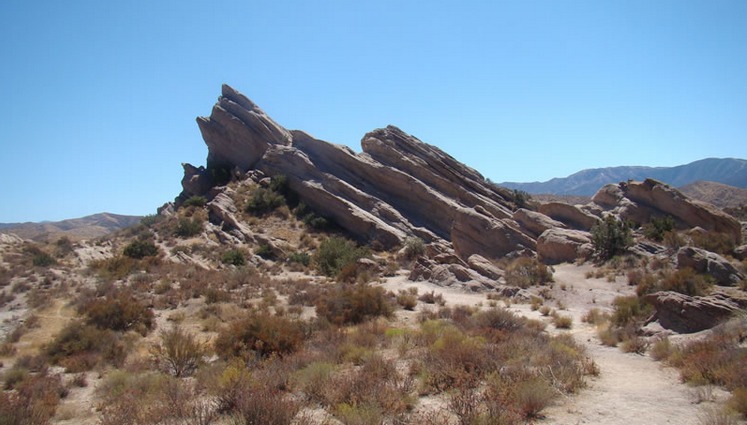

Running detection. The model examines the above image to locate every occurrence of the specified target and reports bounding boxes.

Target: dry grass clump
[214,311,306,361]
[504,257,553,288]
[0,369,65,425]
[315,283,393,325]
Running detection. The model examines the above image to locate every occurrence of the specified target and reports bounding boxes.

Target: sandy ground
[381,264,727,425]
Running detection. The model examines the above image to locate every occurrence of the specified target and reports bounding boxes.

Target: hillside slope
[500,158,747,195]
[0,213,142,241]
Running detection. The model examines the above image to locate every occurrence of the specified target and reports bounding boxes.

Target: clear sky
[1,1,746,222]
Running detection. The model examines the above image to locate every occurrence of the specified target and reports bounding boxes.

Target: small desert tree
[591,215,632,261]
[151,325,205,377]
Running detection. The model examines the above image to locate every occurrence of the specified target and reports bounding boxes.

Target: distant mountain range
[499,158,747,196]
[0,213,142,241]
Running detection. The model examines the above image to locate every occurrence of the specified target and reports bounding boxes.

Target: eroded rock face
[676,246,745,286]
[537,229,593,265]
[592,179,742,244]
[645,291,745,333]
[512,208,565,238]
[538,202,600,231]
[196,84,292,170]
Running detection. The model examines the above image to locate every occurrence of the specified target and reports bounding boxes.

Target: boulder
[623,179,742,244]
[180,163,213,197]
[676,246,744,286]
[734,244,747,261]
[645,291,744,333]
[512,208,566,238]
[467,254,504,280]
[537,228,593,264]
[539,202,600,231]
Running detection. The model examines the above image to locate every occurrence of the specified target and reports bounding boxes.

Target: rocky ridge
[177,85,744,303]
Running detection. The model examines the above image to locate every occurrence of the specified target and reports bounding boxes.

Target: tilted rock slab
[189,85,536,261]
[676,246,745,286]
[645,291,746,333]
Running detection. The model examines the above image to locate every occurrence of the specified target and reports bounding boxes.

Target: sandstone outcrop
[536,229,592,265]
[512,208,565,238]
[645,291,746,333]
[538,202,600,231]
[592,179,742,244]
[676,246,745,286]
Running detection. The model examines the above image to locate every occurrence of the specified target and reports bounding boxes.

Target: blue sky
[1,1,745,222]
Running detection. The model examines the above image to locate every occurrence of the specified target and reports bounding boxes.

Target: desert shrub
[32,251,56,267]
[659,268,713,297]
[123,239,159,259]
[668,319,747,390]
[621,335,648,354]
[291,361,336,404]
[245,187,286,215]
[150,325,206,377]
[418,290,445,306]
[80,292,154,335]
[231,383,300,425]
[650,337,673,361]
[221,249,246,266]
[610,295,649,328]
[288,251,311,267]
[552,314,573,329]
[417,323,490,391]
[581,308,609,325]
[255,244,275,260]
[591,215,632,261]
[504,257,553,288]
[175,217,203,238]
[214,312,305,360]
[644,215,675,242]
[45,321,127,371]
[691,231,736,255]
[0,372,63,425]
[513,189,532,210]
[728,387,747,419]
[315,284,393,325]
[402,237,425,261]
[183,195,208,208]
[315,237,369,277]
[89,255,139,281]
[396,289,418,310]
[140,214,163,227]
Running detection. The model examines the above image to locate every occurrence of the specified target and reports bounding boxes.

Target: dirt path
[382,264,711,425]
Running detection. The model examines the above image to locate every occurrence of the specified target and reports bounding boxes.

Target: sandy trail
[382,264,709,425]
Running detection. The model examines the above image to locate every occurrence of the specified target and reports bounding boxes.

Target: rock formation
[645,291,747,333]
[179,85,745,293]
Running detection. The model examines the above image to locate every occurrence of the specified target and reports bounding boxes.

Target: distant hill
[678,180,747,210]
[500,158,747,196]
[0,213,142,241]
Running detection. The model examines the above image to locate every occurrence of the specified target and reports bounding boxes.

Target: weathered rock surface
[592,179,742,244]
[645,291,746,333]
[196,84,292,170]
[512,208,565,238]
[676,246,745,286]
[539,202,600,231]
[537,229,593,265]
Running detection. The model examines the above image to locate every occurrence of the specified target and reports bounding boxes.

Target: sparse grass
[504,257,553,288]
[552,314,573,329]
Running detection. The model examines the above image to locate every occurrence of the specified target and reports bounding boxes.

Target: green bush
[255,244,276,260]
[123,239,159,259]
[81,292,154,335]
[316,284,393,325]
[45,321,126,371]
[221,249,246,266]
[504,257,553,288]
[32,252,56,267]
[214,313,305,360]
[611,295,650,328]
[315,237,369,277]
[288,252,311,267]
[591,215,632,261]
[643,216,675,242]
[175,217,202,238]
[402,237,425,261]
[183,195,208,208]
[245,187,286,215]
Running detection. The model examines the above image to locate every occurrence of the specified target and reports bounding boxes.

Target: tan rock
[537,228,593,264]
[539,202,600,231]
[512,208,566,238]
[645,291,746,333]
